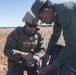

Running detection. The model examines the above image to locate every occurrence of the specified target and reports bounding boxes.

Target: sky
[0,0,72,27]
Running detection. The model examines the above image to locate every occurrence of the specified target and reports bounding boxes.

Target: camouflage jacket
[4,25,45,63]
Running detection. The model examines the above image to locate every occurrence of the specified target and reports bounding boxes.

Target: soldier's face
[39,8,55,24]
[27,24,37,34]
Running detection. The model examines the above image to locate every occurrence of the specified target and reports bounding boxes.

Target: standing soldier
[31,0,76,75]
[4,11,45,75]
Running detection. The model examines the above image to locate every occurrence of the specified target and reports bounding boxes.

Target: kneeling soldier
[4,11,45,75]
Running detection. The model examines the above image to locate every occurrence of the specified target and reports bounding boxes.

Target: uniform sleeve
[33,31,45,60]
[46,22,62,55]
[3,28,23,63]
[51,10,76,69]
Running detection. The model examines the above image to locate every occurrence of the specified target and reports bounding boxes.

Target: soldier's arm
[46,22,62,55]
[3,28,23,63]
[51,10,76,69]
[34,31,45,61]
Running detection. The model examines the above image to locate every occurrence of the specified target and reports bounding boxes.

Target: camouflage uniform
[4,25,45,75]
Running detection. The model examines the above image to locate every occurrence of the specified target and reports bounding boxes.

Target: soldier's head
[31,0,55,24]
[22,11,41,34]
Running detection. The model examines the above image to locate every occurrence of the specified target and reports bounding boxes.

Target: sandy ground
[0,27,65,75]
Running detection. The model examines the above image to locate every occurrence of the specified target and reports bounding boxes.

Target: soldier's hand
[40,54,49,67]
[21,53,33,61]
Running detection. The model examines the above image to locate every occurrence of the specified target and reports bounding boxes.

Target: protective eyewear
[28,23,37,28]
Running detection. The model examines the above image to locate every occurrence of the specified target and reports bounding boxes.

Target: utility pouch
[25,59,37,67]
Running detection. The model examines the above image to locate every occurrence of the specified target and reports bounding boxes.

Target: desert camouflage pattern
[4,25,45,75]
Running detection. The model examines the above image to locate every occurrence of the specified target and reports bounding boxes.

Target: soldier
[31,0,76,75]
[4,11,45,75]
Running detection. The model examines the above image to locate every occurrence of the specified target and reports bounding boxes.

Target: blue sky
[0,0,69,27]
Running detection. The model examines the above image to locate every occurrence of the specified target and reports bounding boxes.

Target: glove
[21,52,33,61]
[25,58,37,67]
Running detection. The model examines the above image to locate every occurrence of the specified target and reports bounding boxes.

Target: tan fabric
[22,11,35,24]
[22,11,41,25]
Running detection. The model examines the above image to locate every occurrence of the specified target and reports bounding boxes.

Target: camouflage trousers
[48,45,76,75]
[6,60,37,75]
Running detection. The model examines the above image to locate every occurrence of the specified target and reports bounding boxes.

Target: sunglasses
[27,23,37,28]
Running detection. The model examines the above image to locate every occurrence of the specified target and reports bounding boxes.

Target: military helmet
[22,11,41,25]
[22,11,34,24]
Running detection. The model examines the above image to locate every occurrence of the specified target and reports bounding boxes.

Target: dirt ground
[0,27,65,75]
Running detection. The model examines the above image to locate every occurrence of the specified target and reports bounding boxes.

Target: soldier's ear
[43,8,49,13]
